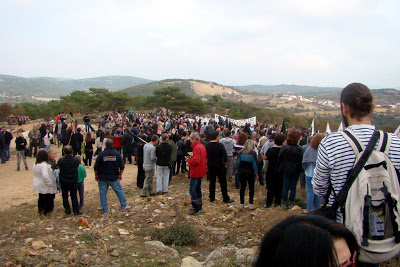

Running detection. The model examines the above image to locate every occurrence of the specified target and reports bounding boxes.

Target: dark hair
[36,150,49,164]
[63,145,73,155]
[286,130,301,145]
[77,128,81,133]
[151,135,159,142]
[208,131,219,140]
[161,133,168,141]
[340,83,374,120]
[105,139,114,148]
[253,215,358,267]
[225,131,231,137]
[85,132,92,142]
[274,133,286,146]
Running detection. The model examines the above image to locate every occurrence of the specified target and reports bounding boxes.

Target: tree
[0,103,13,121]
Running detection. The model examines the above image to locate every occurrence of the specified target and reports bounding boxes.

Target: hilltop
[119,79,241,99]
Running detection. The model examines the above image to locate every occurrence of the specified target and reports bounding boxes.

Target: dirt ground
[0,121,398,266]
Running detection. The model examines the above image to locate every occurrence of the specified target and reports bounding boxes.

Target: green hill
[119,79,197,97]
[234,84,342,96]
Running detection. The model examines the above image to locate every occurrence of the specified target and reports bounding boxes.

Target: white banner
[215,114,257,127]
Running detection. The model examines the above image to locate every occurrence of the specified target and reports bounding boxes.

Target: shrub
[150,224,197,246]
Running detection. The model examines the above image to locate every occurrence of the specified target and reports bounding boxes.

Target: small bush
[294,197,307,209]
[78,233,98,243]
[150,224,197,246]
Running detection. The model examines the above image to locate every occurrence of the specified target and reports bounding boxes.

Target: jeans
[16,150,28,169]
[0,147,7,163]
[141,169,155,196]
[98,179,127,213]
[30,139,39,157]
[257,161,264,185]
[226,156,234,177]
[5,144,10,160]
[85,123,90,132]
[176,155,186,173]
[45,145,50,152]
[282,172,300,202]
[169,161,176,181]
[60,181,80,215]
[156,165,170,193]
[189,177,202,212]
[123,146,132,164]
[77,182,84,208]
[306,176,322,212]
[208,165,230,202]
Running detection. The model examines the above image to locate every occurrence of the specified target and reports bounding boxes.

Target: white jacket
[32,162,57,194]
[43,133,53,146]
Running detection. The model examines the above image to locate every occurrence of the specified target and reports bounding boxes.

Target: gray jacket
[143,143,156,170]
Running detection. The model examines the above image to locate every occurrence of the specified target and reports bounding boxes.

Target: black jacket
[156,142,172,166]
[277,144,303,174]
[206,142,227,167]
[57,155,80,183]
[15,136,27,151]
[94,148,125,181]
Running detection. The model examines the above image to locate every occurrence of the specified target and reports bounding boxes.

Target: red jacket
[113,135,122,148]
[186,140,207,178]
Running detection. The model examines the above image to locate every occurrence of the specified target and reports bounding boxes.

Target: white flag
[394,125,400,137]
[311,118,315,135]
[337,121,344,132]
[326,122,332,134]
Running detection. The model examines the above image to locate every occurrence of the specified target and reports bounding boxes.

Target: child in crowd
[75,155,87,212]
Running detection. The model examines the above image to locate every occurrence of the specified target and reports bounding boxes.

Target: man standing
[219,131,236,182]
[156,134,172,194]
[140,135,159,197]
[83,113,90,132]
[186,132,207,215]
[54,120,63,147]
[57,145,80,215]
[206,132,234,203]
[94,139,129,214]
[122,128,133,164]
[28,125,41,157]
[1,126,13,162]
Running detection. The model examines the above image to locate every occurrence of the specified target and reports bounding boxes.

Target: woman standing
[235,139,258,210]
[277,130,303,210]
[15,129,29,171]
[84,132,94,168]
[32,150,57,216]
[302,133,325,214]
[43,128,53,152]
[263,133,286,208]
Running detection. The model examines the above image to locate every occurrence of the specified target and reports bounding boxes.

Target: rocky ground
[0,121,399,266]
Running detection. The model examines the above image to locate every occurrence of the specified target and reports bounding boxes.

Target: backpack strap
[330,131,381,216]
[340,129,364,154]
[376,131,390,154]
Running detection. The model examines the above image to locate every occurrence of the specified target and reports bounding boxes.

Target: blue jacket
[94,148,124,181]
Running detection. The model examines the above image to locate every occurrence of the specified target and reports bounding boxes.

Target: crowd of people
[3,82,400,266]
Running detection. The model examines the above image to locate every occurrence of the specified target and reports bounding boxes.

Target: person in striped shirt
[313,83,400,266]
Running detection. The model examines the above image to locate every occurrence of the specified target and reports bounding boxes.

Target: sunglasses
[339,250,357,267]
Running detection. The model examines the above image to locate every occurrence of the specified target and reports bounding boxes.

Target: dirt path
[0,121,138,212]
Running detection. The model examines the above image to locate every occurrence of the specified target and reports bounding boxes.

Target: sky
[0,0,399,88]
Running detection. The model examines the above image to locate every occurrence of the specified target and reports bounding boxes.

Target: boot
[288,201,294,210]
[282,201,288,210]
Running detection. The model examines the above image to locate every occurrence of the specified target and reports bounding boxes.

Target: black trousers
[84,151,93,166]
[38,193,55,215]
[208,165,230,202]
[176,155,186,173]
[239,170,255,204]
[265,176,283,207]
[60,181,79,215]
[137,159,145,189]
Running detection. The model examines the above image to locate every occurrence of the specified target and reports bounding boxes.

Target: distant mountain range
[0,74,152,102]
[1,74,399,104]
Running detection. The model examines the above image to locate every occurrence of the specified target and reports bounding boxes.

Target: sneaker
[224,199,234,204]
[189,209,202,216]
[237,204,244,210]
[17,167,20,171]
[248,204,256,210]
[140,195,148,198]
[25,167,28,170]
[264,204,272,209]
[122,205,132,212]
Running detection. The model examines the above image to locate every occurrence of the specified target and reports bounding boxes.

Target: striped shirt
[313,124,400,222]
